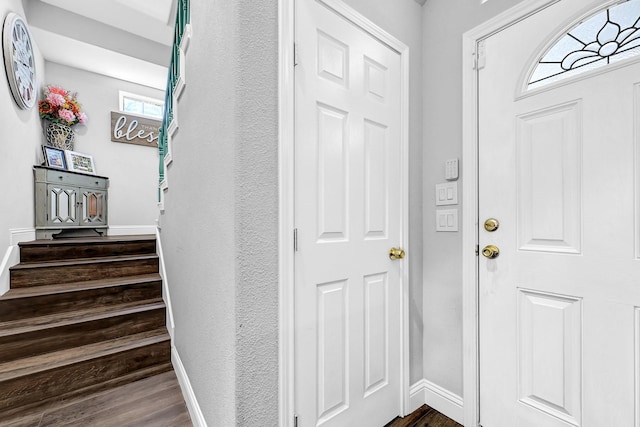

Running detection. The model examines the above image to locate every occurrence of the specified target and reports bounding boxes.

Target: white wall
[0,2,46,291]
[43,62,163,228]
[343,0,425,386]
[421,0,526,398]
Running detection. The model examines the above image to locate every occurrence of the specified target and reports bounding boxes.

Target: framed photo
[65,150,96,174]
[42,145,67,170]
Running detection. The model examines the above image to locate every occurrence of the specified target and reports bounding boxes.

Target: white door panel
[479,1,640,426]
[294,1,404,426]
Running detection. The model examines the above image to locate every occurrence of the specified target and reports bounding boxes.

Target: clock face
[2,13,37,110]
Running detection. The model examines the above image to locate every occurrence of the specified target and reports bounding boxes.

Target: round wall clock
[2,13,37,110]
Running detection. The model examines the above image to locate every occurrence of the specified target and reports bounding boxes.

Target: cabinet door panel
[48,184,79,225]
[81,190,107,225]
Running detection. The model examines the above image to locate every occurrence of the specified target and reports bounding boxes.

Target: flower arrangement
[38,85,88,127]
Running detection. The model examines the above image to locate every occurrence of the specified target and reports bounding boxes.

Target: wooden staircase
[0,235,190,426]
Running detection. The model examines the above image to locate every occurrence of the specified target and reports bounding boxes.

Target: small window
[528,0,640,90]
[119,91,164,119]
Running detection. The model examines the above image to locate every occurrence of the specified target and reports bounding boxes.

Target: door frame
[278,0,411,425]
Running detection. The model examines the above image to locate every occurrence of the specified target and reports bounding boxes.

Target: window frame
[118,91,164,119]
[524,0,640,92]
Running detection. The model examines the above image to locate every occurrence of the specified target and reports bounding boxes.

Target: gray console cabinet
[34,166,109,239]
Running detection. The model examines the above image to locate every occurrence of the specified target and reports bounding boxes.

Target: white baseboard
[409,380,427,413]
[9,228,36,246]
[155,228,175,338]
[172,347,207,427]
[424,380,464,424]
[0,246,17,297]
[107,225,158,236]
[409,379,464,425]
[0,228,36,297]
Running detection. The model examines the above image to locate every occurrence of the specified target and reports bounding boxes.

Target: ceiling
[23,0,426,90]
[23,0,175,90]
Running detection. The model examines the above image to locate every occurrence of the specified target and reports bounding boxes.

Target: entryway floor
[386,405,462,427]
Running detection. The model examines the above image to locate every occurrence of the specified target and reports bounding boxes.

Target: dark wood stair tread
[46,381,184,426]
[10,254,158,270]
[39,370,184,426]
[17,236,158,264]
[9,255,160,288]
[0,370,190,426]
[1,274,161,300]
[0,329,169,381]
[18,235,156,247]
[0,299,165,337]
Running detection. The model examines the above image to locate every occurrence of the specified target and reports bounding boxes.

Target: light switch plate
[445,158,459,181]
[435,182,458,206]
[436,209,458,232]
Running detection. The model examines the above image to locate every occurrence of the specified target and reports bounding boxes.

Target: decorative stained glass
[528,0,640,90]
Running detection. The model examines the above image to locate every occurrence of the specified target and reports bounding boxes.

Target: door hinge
[294,414,299,427]
[294,43,299,67]
[475,244,480,256]
[293,228,298,252]
[476,39,486,70]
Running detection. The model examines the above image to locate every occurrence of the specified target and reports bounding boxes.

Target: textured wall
[234,0,279,424]
[45,62,162,228]
[161,0,278,425]
[342,0,425,386]
[0,1,46,270]
[161,0,239,424]
[421,0,527,398]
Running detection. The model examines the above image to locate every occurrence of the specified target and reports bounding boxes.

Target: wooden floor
[386,405,462,427]
[2,371,192,427]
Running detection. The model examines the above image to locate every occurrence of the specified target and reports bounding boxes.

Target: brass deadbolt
[484,218,499,232]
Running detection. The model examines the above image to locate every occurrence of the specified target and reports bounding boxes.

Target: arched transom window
[528,0,640,90]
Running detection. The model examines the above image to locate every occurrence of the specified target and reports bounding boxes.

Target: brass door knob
[482,245,500,259]
[484,218,499,232]
[389,247,405,260]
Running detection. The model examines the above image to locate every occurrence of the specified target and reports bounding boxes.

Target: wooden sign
[110,111,160,148]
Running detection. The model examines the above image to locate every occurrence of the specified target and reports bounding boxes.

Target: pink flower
[58,109,76,123]
[78,112,88,124]
[48,86,68,96]
[47,93,66,107]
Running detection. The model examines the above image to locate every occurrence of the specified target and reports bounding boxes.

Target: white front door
[294,0,405,426]
[479,1,640,426]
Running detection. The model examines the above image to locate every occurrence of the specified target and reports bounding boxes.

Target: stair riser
[0,340,171,412]
[10,258,160,288]
[0,309,166,364]
[19,241,156,263]
[0,281,162,323]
